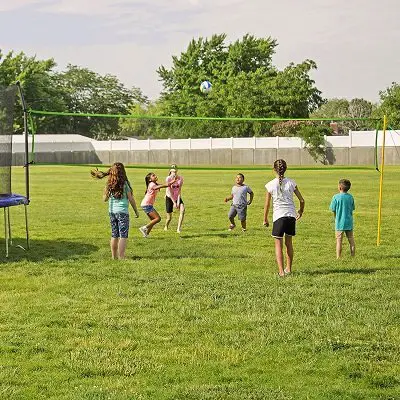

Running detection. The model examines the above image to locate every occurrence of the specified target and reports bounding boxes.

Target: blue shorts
[109,212,130,238]
[141,205,156,214]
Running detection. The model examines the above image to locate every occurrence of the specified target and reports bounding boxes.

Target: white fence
[10,130,400,153]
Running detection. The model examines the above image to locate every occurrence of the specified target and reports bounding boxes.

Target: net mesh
[0,85,17,195]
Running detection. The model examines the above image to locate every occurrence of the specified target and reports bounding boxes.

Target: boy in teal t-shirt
[329,179,355,258]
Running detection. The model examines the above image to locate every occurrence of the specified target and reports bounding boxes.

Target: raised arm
[294,187,305,220]
[263,192,272,226]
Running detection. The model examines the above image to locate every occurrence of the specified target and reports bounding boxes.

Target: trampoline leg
[4,208,9,258]
[7,207,12,245]
[24,205,29,250]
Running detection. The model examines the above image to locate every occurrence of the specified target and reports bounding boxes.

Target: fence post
[188,137,191,150]
[276,136,279,149]
[349,130,353,148]
[147,138,151,151]
[168,137,171,150]
[210,137,212,150]
[231,137,234,149]
[254,136,256,149]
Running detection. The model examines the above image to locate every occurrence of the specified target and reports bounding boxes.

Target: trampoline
[0,83,30,257]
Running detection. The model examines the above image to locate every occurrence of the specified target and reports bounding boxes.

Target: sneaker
[228,224,236,231]
[284,268,291,275]
[242,228,247,232]
[164,226,168,231]
[139,226,148,238]
[177,229,181,234]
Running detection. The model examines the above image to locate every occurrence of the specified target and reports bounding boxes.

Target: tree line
[1,34,399,161]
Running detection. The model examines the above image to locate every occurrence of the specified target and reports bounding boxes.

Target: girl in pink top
[164,165,185,233]
[139,172,174,237]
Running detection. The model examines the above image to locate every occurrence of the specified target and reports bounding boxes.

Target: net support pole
[376,114,388,246]
[16,81,29,201]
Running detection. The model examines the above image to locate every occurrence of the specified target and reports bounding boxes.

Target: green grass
[1,165,399,400]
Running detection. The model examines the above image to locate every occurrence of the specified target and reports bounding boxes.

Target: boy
[224,173,254,232]
[329,179,355,258]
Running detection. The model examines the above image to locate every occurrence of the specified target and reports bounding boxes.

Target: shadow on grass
[305,268,381,276]
[0,239,98,263]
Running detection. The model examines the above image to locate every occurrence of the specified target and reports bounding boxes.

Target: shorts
[335,230,354,240]
[109,212,129,238]
[272,216,296,238]
[228,205,247,221]
[166,196,184,213]
[141,205,155,214]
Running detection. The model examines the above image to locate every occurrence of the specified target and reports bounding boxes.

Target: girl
[263,159,305,277]
[164,164,185,233]
[91,163,139,260]
[139,172,175,237]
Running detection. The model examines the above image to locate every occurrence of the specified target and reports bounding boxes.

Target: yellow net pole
[377,115,388,246]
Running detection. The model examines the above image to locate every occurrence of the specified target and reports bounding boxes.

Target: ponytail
[273,159,287,191]
[144,173,153,194]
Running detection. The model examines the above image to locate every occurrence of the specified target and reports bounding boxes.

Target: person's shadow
[0,239,98,263]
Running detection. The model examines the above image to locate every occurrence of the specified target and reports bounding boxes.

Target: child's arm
[224,194,233,203]
[103,187,110,202]
[153,178,176,191]
[263,192,272,226]
[127,191,139,218]
[248,191,254,205]
[294,187,305,220]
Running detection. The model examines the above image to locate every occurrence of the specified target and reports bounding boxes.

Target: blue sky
[1,0,399,101]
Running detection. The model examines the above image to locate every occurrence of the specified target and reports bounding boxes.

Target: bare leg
[336,232,343,259]
[146,210,161,234]
[346,231,355,256]
[274,238,284,276]
[110,238,118,259]
[118,238,127,259]
[177,204,185,233]
[284,235,294,273]
[164,212,172,230]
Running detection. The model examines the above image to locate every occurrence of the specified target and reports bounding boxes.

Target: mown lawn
[1,165,399,400]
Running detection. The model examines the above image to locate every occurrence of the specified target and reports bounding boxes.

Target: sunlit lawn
[1,165,399,399]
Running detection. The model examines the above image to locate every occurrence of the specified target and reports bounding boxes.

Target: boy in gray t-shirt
[224,173,254,232]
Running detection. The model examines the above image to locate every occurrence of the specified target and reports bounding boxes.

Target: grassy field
[1,165,399,400]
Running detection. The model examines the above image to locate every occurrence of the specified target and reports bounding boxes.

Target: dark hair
[91,162,130,199]
[145,172,154,194]
[237,173,245,181]
[339,179,351,192]
[273,159,287,186]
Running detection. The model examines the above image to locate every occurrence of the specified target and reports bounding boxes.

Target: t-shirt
[329,192,355,231]
[265,177,297,222]
[166,175,183,202]
[141,182,159,206]
[231,184,253,207]
[108,181,131,214]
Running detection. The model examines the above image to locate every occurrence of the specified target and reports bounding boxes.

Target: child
[263,159,305,277]
[164,164,185,233]
[91,163,139,260]
[224,173,253,232]
[329,179,355,258]
[139,172,175,237]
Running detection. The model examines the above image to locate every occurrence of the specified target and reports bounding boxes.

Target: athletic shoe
[139,226,148,238]
[228,224,236,231]
[242,228,247,232]
[177,229,181,233]
[164,226,168,231]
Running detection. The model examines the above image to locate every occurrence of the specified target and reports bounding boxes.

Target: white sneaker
[164,226,168,231]
[177,229,181,233]
[139,226,148,238]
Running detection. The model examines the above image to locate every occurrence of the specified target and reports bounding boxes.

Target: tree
[311,98,376,133]
[374,82,400,128]
[0,50,64,133]
[52,65,148,138]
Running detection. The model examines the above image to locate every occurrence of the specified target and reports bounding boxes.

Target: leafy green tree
[312,98,376,133]
[53,65,148,138]
[374,82,400,128]
[0,50,65,133]
[157,34,323,138]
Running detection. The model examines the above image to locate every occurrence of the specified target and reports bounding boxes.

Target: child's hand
[296,210,303,220]
[263,219,269,227]
[224,197,229,203]
[135,210,140,218]
[173,202,178,209]
[247,200,252,205]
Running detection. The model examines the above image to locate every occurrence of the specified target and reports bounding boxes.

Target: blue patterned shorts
[109,212,130,238]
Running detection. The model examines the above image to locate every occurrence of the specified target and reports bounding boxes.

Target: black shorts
[272,217,296,238]
[166,196,184,213]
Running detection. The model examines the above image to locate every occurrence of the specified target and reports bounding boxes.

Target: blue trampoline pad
[0,194,29,208]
